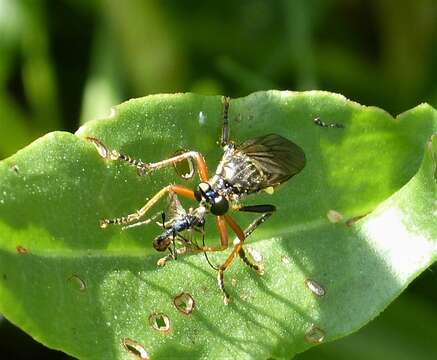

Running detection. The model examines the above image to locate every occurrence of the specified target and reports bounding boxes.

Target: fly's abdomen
[170,218,186,232]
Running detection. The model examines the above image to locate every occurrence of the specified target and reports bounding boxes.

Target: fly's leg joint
[157,253,175,267]
[99,213,140,229]
[238,247,264,275]
[99,219,110,229]
[217,267,230,305]
[109,149,121,160]
[157,255,170,267]
[222,95,230,106]
[86,136,149,175]
[117,153,149,176]
[157,246,187,266]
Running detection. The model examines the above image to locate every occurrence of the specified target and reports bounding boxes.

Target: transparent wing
[237,133,306,187]
[166,193,187,220]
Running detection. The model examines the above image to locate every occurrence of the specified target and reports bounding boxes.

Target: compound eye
[194,187,202,202]
[198,182,211,194]
[210,196,229,216]
[195,182,211,202]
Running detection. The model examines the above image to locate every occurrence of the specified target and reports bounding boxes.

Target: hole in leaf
[305,279,326,297]
[173,292,195,315]
[281,255,290,264]
[16,245,27,254]
[326,209,343,223]
[346,213,368,226]
[305,325,325,344]
[149,313,171,333]
[198,111,207,126]
[172,149,195,180]
[86,136,109,158]
[122,338,149,360]
[68,274,87,292]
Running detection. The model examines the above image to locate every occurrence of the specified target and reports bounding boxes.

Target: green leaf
[298,292,437,360]
[0,91,436,359]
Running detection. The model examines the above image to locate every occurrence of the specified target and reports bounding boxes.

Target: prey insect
[86,97,306,304]
[122,192,208,267]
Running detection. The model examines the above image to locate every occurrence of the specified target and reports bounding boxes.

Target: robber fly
[86,97,306,304]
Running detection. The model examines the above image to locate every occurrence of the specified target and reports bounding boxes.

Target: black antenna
[202,223,219,271]
[161,212,166,229]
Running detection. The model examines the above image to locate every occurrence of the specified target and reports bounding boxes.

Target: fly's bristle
[120,154,142,167]
[115,217,128,225]
[100,216,131,228]
[238,248,260,271]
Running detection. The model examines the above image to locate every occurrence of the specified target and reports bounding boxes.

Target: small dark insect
[122,192,207,267]
[314,117,344,128]
[87,97,306,303]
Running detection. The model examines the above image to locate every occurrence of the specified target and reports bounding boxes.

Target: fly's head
[153,231,173,252]
[194,182,229,216]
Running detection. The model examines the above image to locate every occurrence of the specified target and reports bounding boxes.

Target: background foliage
[0,0,437,359]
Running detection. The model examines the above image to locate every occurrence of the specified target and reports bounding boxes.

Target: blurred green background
[1,0,437,359]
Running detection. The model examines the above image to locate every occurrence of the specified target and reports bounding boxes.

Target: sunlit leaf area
[1,1,437,359]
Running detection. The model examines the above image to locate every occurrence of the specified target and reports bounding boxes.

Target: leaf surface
[0,91,436,359]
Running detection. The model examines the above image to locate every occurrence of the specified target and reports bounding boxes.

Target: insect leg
[156,220,228,267]
[182,216,229,252]
[86,137,148,175]
[313,117,344,128]
[121,211,162,230]
[157,246,189,266]
[86,136,209,181]
[236,205,276,270]
[147,151,209,182]
[216,206,276,304]
[100,184,195,228]
[235,204,276,238]
[171,229,178,260]
[220,96,231,147]
[159,216,229,258]
[212,215,246,304]
[159,216,231,301]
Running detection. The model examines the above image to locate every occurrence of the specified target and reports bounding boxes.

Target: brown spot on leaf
[173,292,195,315]
[149,313,171,334]
[346,213,369,226]
[122,338,149,359]
[16,245,27,254]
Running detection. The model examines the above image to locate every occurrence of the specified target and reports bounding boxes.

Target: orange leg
[217,213,271,304]
[147,151,209,182]
[214,215,244,304]
[86,136,209,182]
[173,216,229,253]
[176,213,264,304]
[100,184,195,228]
[223,214,245,241]
[157,215,229,267]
